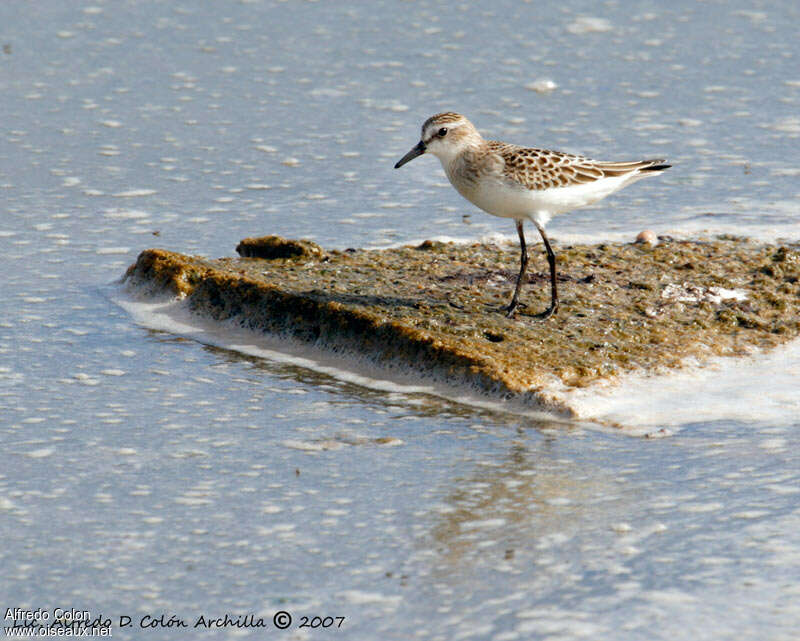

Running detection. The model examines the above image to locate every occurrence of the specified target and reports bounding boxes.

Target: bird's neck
[437,136,486,172]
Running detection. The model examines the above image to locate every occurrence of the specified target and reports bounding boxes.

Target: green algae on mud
[124,235,800,417]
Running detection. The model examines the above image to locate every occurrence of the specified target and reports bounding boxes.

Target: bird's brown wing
[488,141,667,191]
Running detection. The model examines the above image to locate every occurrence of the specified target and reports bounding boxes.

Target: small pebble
[635,229,658,246]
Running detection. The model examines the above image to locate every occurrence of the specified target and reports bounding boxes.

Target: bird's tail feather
[594,159,671,176]
[640,161,671,172]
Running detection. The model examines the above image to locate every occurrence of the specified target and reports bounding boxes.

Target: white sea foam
[362,210,800,251]
[525,79,558,94]
[770,116,800,135]
[564,341,800,428]
[368,231,762,257]
[113,189,157,198]
[566,17,613,34]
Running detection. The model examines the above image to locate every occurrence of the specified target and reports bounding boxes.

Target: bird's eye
[437,127,448,137]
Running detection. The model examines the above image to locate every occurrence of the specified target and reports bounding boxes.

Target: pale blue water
[2,1,799,639]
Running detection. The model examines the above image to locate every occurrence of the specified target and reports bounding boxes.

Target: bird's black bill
[394,140,426,168]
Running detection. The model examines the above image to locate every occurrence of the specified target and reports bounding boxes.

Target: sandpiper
[394,112,670,318]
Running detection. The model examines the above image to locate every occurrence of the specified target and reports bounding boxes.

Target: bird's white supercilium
[395,112,670,318]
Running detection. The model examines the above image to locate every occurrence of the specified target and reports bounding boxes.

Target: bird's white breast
[445,162,648,227]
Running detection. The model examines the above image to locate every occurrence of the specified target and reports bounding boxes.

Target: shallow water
[2,1,799,639]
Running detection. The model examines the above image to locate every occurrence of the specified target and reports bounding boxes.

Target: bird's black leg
[506,220,528,318]
[535,222,559,319]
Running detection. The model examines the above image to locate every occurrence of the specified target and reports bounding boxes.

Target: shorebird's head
[394,112,481,168]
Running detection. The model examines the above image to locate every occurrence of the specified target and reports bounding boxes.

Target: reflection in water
[195,337,575,428]
[430,436,624,572]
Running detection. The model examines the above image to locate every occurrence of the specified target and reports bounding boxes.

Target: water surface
[2,1,799,639]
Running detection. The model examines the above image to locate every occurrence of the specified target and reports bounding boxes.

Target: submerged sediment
[123,235,800,417]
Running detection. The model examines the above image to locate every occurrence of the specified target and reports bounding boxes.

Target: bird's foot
[533,301,559,320]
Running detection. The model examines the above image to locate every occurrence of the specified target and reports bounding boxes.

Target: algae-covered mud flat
[123,235,800,424]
